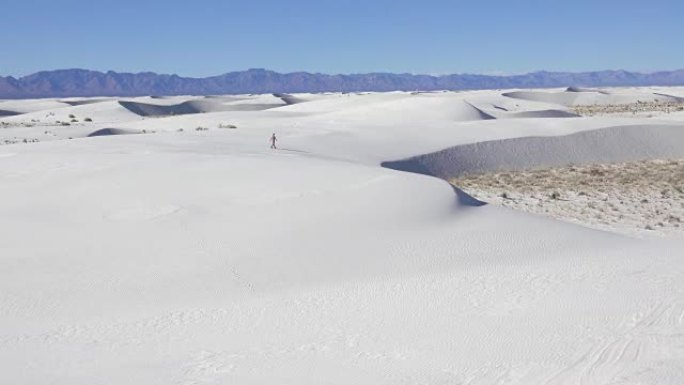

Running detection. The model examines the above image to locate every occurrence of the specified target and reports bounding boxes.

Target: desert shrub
[219,123,237,129]
[195,126,209,131]
[550,191,561,200]
[84,117,92,122]
[68,114,75,119]
[61,122,70,126]
[71,119,78,123]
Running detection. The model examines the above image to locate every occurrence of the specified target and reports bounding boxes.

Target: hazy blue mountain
[1,68,683,98]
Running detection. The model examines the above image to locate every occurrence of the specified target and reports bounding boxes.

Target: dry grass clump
[451,159,684,237]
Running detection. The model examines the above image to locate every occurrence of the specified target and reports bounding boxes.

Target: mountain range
[1,68,684,98]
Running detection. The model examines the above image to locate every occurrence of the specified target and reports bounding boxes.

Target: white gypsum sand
[451,158,684,238]
[1,87,684,385]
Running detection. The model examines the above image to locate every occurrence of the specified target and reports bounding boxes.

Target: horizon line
[3,67,684,80]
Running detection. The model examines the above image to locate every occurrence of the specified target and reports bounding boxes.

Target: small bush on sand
[68,114,76,119]
[84,117,93,122]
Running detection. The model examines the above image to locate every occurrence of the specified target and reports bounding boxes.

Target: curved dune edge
[382,124,684,180]
[654,92,684,102]
[462,101,496,120]
[58,98,112,106]
[87,128,139,137]
[118,100,286,117]
[466,99,579,119]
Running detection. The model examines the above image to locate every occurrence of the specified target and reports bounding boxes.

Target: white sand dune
[1,99,142,124]
[462,92,582,119]
[383,124,684,179]
[0,98,71,114]
[118,99,279,116]
[503,88,682,107]
[478,106,579,119]
[1,88,684,385]
[117,94,307,117]
[280,92,497,122]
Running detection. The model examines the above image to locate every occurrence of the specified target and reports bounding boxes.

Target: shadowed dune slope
[463,102,497,120]
[59,99,113,106]
[654,92,684,102]
[0,110,20,117]
[566,86,610,94]
[383,124,684,179]
[274,93,307,105]
[87,128,138,137]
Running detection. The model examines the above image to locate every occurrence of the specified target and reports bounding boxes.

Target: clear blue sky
[1,0,682,77]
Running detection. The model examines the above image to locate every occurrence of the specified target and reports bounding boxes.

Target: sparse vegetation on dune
[573,100,684,117]
[2,137,39,145]
[451,159,684,237]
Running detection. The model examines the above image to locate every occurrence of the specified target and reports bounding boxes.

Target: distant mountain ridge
[1,68,684,98]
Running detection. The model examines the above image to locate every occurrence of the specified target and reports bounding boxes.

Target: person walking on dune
[269,133,278,149]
